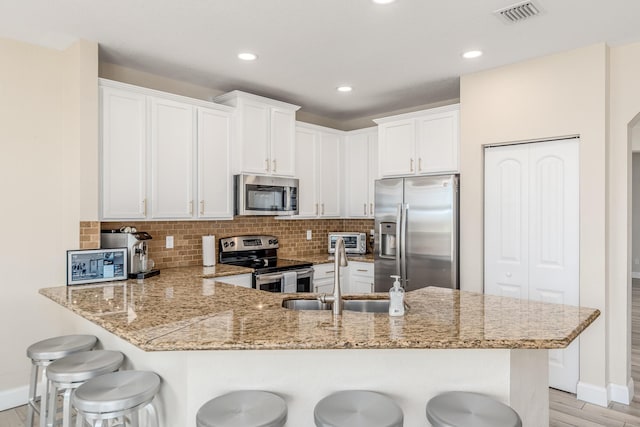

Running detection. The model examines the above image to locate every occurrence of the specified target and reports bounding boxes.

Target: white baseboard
[0,385,28,411]
[632,271,640,279]
[577,381,609,407]
[609,378,635,405]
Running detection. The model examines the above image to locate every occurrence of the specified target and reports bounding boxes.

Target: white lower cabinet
[312,263,342,293]
[346,262,374,294]
[313,262,374,294]
[218,274,252,288]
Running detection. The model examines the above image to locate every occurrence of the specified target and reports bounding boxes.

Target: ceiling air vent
[494,1,541,23]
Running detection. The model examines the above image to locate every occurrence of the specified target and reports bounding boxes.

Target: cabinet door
[416,110,459,174]
[198,107,232,219]
[295,127,318,216]
[348,262,374,294]
[345,133,370,217]
[240,100,270,174]
[150,97,195,218]
[318,132,341,217]
[100,87,147,219]
[378,119,415,177]
[270,108,296,176]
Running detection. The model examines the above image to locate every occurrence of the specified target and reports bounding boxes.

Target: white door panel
[484,138,579,394]
[484,144,529,300]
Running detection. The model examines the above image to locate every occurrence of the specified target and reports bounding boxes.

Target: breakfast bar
[39,267,599,427]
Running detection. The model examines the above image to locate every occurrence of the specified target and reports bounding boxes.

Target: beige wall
[460,44,609,394]
[608,41,640,396]
[0,37,98,399]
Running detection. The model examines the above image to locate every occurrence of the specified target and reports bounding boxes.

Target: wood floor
[3,283,640,426]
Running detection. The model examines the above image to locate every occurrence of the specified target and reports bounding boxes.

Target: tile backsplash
[83,217,374,269]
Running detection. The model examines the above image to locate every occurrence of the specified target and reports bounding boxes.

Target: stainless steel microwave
[235,174,299,216]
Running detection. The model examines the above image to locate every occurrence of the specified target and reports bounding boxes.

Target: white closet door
[484,138,579,394]
[484,144,529,300]
[528,139,580,392]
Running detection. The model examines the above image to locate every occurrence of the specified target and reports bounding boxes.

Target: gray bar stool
[72,370,161,427]
[26,334,97,427]
[196,390,287,427]
[46,350,124,427]
[314,390,403,427]
[426,391,522,427]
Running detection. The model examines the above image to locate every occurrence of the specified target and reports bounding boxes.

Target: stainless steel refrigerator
[374,175,459,292]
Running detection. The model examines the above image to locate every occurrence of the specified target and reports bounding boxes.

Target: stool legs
[26,361,52,427]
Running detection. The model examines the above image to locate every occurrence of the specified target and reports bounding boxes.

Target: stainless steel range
[218,235,314,293]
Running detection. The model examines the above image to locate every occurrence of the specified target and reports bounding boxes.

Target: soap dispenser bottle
[388,275,405,316]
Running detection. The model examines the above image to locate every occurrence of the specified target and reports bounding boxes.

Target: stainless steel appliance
[101,229,160,279]
[328,232,367,254]
[235,174,299,216]
[218,235,313,292]
[374,175,459,292]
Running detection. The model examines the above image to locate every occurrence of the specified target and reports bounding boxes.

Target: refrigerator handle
[395,203,402,277]
[401,203,408,288]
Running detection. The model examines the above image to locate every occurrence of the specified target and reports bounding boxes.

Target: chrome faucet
[318,237,349,316]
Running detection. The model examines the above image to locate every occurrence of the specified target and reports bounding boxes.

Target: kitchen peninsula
[40,267,599,427]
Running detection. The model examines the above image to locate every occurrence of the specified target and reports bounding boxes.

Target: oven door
[254,268,314,293]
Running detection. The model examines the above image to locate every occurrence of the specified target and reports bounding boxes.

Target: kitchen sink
[282,298,391,313]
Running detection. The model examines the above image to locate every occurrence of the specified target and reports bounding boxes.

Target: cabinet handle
[418,157,422,172]
[321,204,325,215]
[272,159,277,172]
[364,204,367,215]
[410,158,414,172]
[315,203,319,215]
[189,200,194,215]
[370,203,373,215]
[200,200,204,215]
[314,286,318,292]
[370,283,374,293]
[357,269,368,272]
[265,159,270,172]
[326,270,335,274]
[142,199,147,216]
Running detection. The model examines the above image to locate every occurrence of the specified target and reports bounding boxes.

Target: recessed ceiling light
[238,52,258,61]
[337,86,353,92]
[462,50,483,59]
[372,0,396,4]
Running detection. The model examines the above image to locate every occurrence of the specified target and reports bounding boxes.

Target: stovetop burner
[218,235,313,274]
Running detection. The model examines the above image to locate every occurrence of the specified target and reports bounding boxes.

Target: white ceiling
[2,0,640,123]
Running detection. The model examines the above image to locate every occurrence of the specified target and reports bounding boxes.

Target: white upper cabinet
[294,122,342,218]
[215,91,300,177]
[100,79,233,221]
[149,98,195,219]
[375,104,459,177]
[344,128,377,218]
[100,86,148,219]
[197,107,233,219]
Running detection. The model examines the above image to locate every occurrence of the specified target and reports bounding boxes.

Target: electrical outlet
[166,235,174,249]
[306,230,312,240]
[635,258,639,266]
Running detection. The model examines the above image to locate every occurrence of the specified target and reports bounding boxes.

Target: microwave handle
[284,186,291,211]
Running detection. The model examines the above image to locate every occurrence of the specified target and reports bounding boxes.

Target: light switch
[306,230,312,240]
[166,236,174,249]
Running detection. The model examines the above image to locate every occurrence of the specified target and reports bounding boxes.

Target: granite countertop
[39,266,599,352]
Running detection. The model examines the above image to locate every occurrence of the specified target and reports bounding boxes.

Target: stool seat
[426,391,522,427]
[196,391,287,427]
[47,350,124,383]
[314,390,403,427]
[27,335,97,361]
[73,371,160,414]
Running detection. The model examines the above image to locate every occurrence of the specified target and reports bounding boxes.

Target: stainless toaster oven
[328,232,367,254]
